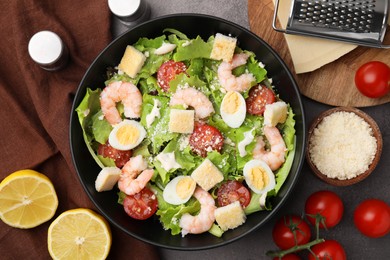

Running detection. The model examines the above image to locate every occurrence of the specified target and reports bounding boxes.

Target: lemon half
[48,208,112,260]
[0,169,58,228]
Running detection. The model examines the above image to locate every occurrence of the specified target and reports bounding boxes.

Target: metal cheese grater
[273,0,390,48]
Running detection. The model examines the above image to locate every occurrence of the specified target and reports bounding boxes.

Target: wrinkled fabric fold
[0,1,159,259]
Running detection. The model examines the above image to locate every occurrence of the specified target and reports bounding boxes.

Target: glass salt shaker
[28,31,69,71]
[108,0,151,37]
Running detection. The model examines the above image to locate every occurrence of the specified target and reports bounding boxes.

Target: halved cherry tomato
[189,122,224,157]
[354,198,390,238]
[217,180,251,208]
[246,84,276,115]
[97,142,132,168]
[123,187,158,220]
[308,240,346,260]
[157,60,187,92]
[355,61,390,98]
[305,190,344,229]
[272,215,311,250]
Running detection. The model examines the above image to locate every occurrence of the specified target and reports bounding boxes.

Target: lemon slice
[0,169,58,228]
[48,208,112,260]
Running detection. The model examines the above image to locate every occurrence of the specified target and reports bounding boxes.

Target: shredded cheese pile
[309,111,377,180]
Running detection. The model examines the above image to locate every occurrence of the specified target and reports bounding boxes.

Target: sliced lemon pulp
[48,208,112,260]
[0,169,58,228]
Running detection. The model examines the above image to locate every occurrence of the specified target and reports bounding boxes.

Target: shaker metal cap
[28,31,63,65]
[108,0,141,18]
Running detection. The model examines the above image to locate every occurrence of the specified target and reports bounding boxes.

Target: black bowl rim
[69,13,306,250]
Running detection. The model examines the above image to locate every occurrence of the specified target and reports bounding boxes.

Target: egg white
[243,159,275,195]
[220,91,246,128]
[163,176,196,205]
[108,119,146,151]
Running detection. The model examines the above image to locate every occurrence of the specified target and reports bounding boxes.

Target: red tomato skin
[308,240,346,260]
[157,60,187,92]
[272,215,311,250]
[97,142,132,168]
[123,187,158,220]
[217,180,251,208]
[189,122,224,157]
[305,190,344,229]
[354,61,390,98]
[273,254,301,260]
[246,84,276,115]
[354,199,390,238]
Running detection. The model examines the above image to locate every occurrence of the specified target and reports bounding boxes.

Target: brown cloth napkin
[0,1,159,259]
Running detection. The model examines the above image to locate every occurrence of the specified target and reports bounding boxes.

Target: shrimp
[179,187,216,237]
[218,53,256,92]
[253,126,287,171]
[118,155,154,196]
[169,87,214,119]
[100,81,142,125]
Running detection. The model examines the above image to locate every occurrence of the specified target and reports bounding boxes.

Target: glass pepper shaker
[108,0,151,37]
[28,31,69,71]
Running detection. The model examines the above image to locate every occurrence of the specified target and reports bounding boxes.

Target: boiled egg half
[108,119,146,151]
[243,159,275,195]
[163,176,196,205]
[220,91,246,128]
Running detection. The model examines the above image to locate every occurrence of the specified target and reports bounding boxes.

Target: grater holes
[295,0,376,32]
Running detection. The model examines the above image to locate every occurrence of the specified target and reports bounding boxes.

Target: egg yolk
[248,166,269,190]
[176,177,196,199]
[223,91,241,114]
[116,125,139,145]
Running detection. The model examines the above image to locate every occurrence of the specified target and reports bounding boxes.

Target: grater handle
[272,0,286,33]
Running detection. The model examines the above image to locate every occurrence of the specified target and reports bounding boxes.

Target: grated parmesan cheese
[309,111,377,180]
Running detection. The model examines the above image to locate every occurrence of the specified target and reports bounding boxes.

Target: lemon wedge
[0,169,58,228]
[47,208,112,260]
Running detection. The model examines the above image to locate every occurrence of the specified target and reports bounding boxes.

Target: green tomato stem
[266,238,325,258]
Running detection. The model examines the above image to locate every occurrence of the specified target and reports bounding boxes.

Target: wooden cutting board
[248,0,390,107]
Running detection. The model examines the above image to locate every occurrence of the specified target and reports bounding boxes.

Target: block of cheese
[191,158,224,191]
[210,33,237,62]
[215,201,246,231]
[168,109,195,134]
[263,101,288,127]
[273,0,357,74]
[95,167,121,192]
[118,45,146,78]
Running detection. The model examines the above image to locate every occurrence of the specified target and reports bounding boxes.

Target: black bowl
[70,14,306,250]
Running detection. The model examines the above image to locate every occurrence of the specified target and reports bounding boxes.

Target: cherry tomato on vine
[272,215,311,250]
[305,190,344,229]
[354,199,390,238]
[354,61,390,98]
[308,240,346,260]
[273,253,301,260]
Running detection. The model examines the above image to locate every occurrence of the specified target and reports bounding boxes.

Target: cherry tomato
[246,84,276,115]
[272,215,311,250]
[189,122,224,157]
[305,190,344,229]
[157,60,187,92]
[354,61,390,98]
[354,199,390,238]
[123,187,158,220]
[308,240,346,260]
[217,180,251,208]
[273,254,301,260]
[97,142,132,168]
